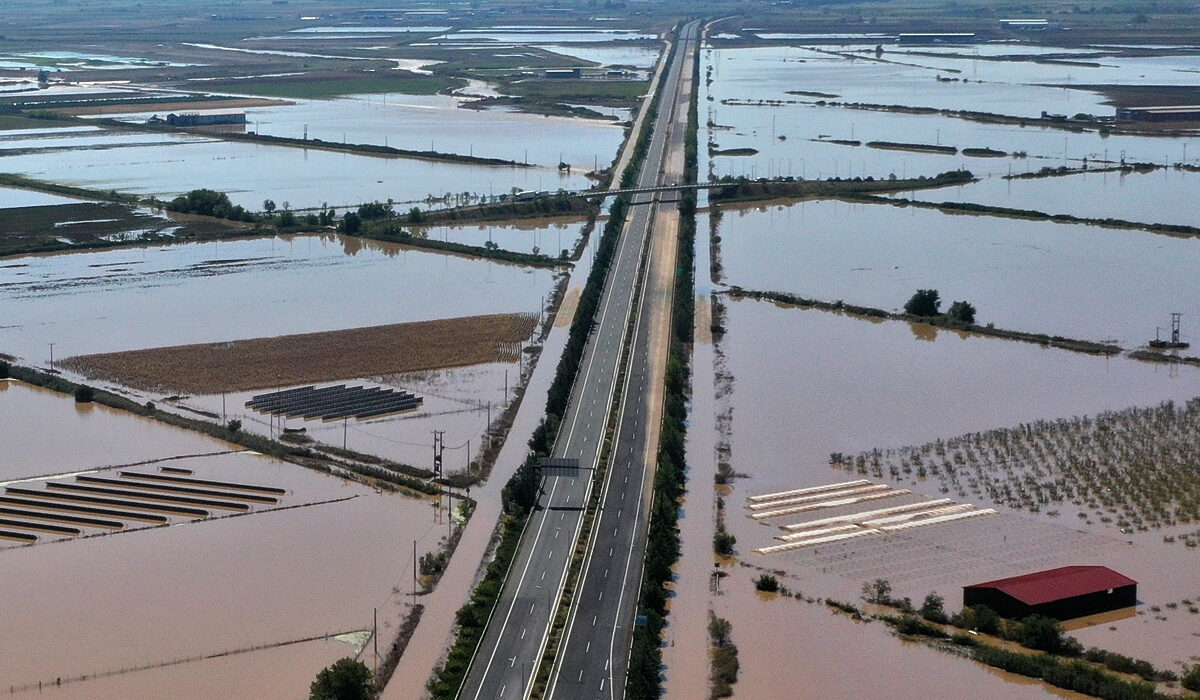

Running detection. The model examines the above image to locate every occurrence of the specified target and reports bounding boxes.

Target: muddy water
[244,93,626,173]
[538,43,661,69]
[186,361,527,472]
[712,297,1200,670]
[0,233,556,364]
[0,128,590,210]
[0,186,88,208]
[418,216,590,256]
[714,198,1200,346]
[699,45,1196,186]
[28,637,347,699]
[906,166,1200,228]
[0,386,444,696]
[718,297,1200,504]
[0,380,231,482]
[710,580,1084,699]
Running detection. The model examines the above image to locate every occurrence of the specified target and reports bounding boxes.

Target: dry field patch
[64,313,538,394]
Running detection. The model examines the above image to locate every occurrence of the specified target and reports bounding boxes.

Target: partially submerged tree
[310,658,375,700]
[947,300,977,324]
[904,289,941,316]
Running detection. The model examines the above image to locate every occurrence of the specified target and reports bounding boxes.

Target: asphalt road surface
[459,20,699,700]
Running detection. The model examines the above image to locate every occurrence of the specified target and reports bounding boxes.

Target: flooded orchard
[0,380,445,698]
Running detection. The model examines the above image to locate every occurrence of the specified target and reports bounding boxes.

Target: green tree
[713,531,736,555]
[277,210,296,228]
[309,658,375,700]
[962,604,1000,634]
[904,289,941,316]
[1183,664,1200,691]
[357,201,392,220]
[263,199,276,214]
[74,385,95,403]
[862,577,892,604]
[408,207,427,224]
[1018,615,1081,656]
[920,592,948,623]
[708,615,733,646]
[339,212,362,234]
[947,300,976,324]
[754,574,779,592]
[226,419,242,433]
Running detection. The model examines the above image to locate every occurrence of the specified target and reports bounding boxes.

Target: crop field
[64,313,539,394]
[0,202,246,256]
[195,73,461,100]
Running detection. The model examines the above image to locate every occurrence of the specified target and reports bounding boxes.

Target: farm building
[963,566,1136,620]
[1115,105,1200,122]
[166,112,247,127]
[897,32,976,45]
[544,68,582,79]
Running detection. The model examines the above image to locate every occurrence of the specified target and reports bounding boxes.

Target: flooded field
[0,380,228,483]
[418,215,590,255]
[708,296,1200,671]
[0,126,593,210]
[700,580,1083,700]
[699,45,1199,202]
[0,186,85,208]
[713,198,1200,346]
[903,166,1200,228]
[237,92,627,173]
[0,232,556,364]
[0,380,444,697]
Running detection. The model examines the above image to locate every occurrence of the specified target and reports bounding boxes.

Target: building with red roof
[963,566,1137,620]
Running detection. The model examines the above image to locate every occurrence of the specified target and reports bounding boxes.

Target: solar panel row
[245,384,423,421]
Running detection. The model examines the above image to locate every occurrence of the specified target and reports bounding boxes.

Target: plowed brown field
[64,313,538,394]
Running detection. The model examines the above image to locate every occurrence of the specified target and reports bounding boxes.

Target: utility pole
[344,417,349,450]
[373,608,378,676]
[412,540,417,596]
[48,342,54,370]
[432,430,444,477]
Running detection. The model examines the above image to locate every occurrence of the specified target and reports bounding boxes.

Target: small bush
[713,531,736,555]
[226,419,242,433]
[754,574,779,593]
[1182,664,1200,692]
[74,385,95,403]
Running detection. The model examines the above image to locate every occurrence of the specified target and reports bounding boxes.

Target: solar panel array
[245,384,423,421]
[0,470,284,546]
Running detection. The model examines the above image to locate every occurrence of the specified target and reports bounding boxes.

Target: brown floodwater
[0,380,231,483]
[707,295,1200,673]
[708,578,1085,699]
[713,198,1200,348]
[0,381,445,696]
[665,221,1085,698]
[0,233,556,365]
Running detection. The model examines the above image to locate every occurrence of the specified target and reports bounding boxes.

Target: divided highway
[458,21,698,700]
